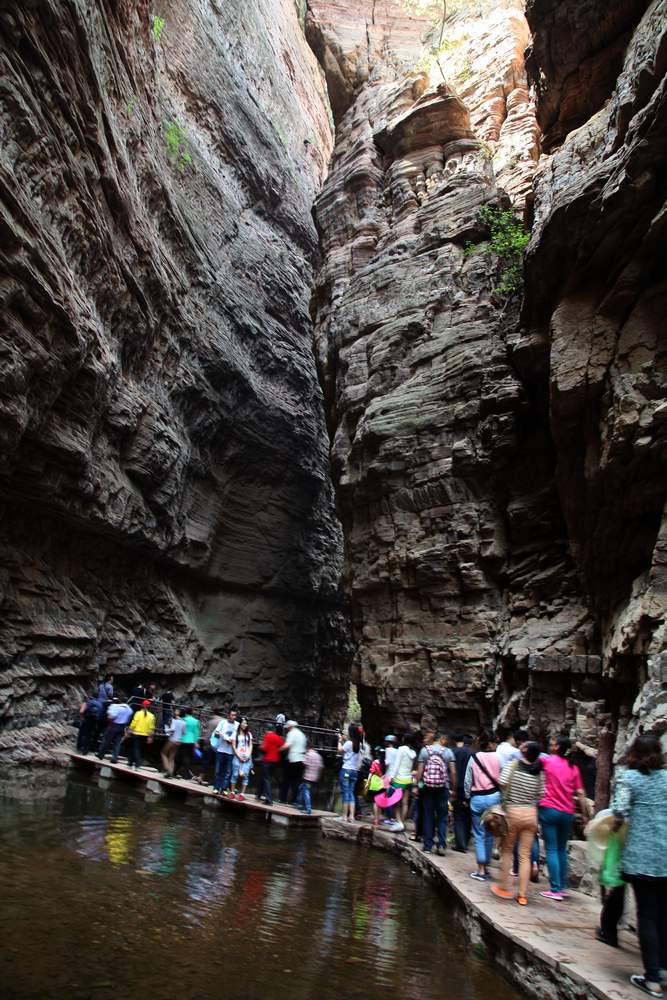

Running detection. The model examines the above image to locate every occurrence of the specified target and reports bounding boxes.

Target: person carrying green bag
[596,831,626,948]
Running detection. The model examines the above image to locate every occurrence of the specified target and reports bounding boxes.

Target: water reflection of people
[105,817,132,865]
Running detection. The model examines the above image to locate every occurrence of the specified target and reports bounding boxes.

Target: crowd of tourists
[360,727,667,1000]
[76,679,667,998]
[76,678,324,814]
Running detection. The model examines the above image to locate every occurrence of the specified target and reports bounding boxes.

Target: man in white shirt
[213,708,238,795]
[496,731,524,768]
[96,699,133,763]
[280,720,307,804]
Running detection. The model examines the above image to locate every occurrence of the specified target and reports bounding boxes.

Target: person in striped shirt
[491,742,544,906]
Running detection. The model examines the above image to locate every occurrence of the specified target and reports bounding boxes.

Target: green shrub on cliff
[165,121,194,172]
[151,14,165,42]
[464,204,529,297]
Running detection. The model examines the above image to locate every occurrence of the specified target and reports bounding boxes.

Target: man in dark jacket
[452,734,473,852]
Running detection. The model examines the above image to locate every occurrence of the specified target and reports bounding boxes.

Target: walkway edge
[321,817,639,1000]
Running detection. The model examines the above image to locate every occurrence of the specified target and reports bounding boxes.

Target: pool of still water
[0,775,523,1000]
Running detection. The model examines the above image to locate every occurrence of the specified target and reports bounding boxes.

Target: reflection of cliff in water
[0,775,523,1000]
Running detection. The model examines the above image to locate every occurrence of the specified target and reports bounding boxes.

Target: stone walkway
[322,817,644,1000]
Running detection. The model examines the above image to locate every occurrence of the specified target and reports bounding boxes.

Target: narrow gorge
[0,0,665,769]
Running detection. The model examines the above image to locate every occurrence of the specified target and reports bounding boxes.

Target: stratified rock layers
[312,0,666,741]
[0,0,350,730]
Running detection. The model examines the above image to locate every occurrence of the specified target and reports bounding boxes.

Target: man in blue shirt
[96,699,133,763]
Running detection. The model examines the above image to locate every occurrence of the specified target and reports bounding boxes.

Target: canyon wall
[311,0,666,747]
[0,0,351,742]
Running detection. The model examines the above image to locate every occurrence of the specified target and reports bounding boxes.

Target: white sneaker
[387,821,405,833]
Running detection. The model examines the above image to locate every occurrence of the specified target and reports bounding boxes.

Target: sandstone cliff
[0,0,350,738]
[311,0,666,747]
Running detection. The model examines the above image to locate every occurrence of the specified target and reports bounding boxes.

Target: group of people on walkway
[77,684,324,814]
[347,725,666,1000]
[77,681,666,997]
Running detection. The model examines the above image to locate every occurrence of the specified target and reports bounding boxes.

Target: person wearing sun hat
[280,720,307,804]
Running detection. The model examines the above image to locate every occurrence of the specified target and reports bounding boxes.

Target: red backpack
[423,747,447,787]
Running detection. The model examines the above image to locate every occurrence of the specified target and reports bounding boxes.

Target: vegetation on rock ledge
[464,205,530,297]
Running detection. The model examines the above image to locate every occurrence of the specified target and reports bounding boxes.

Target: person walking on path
[161,708,186,776]
[386,734,417,831]
[297,744,324,815]
[259,722,284,804]
[97,674,114,703]
[77,694,104,754]
[177,707,200,780]
[96,698,133,763]
[452,734,473,852]
[338,724,363,822]
[539,736,590,900]
[464,732,501,881]
[366,750,386,826]
[230,718,253,799]
[491,741,544,906]
[416,731,456,855]
[611,733,667,999]
[160,689,174,732]
[212,708,238,794]
[128,700,156,769]
[281,720,307,804]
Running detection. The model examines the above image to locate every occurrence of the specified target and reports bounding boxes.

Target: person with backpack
[491,741,544,906]
[416,731,457,855]
[77,693,104,754]
[464,732,501,880]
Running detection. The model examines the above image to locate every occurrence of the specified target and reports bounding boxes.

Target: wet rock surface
[0,0,350,731]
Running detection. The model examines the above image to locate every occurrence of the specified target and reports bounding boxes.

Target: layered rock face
[312,0,666,744]
[523,0,667,740]
[0,0,350,737]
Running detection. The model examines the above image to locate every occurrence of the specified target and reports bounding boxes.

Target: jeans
[297,780,313,814]
[261,761,276,803]
[214,752,234,792]
[77,716,98,753]
[339,768,358,805]
[97,723,126,763]
[421,786,449,851]
[470,791,501,865]
[282,761,304,803]
[129,734,147,768]
[178,743,195,779]
[501,805,538,899]
[453,795,471,851]
[539,806,574,893]
[231,756,251,786]
[628,875,667,983]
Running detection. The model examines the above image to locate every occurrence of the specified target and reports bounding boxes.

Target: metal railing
[76,699,341,754]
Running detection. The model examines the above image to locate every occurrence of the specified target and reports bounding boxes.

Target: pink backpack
[423,748,447,787]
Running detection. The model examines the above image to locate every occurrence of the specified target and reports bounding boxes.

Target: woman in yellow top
[128,699,156,770]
